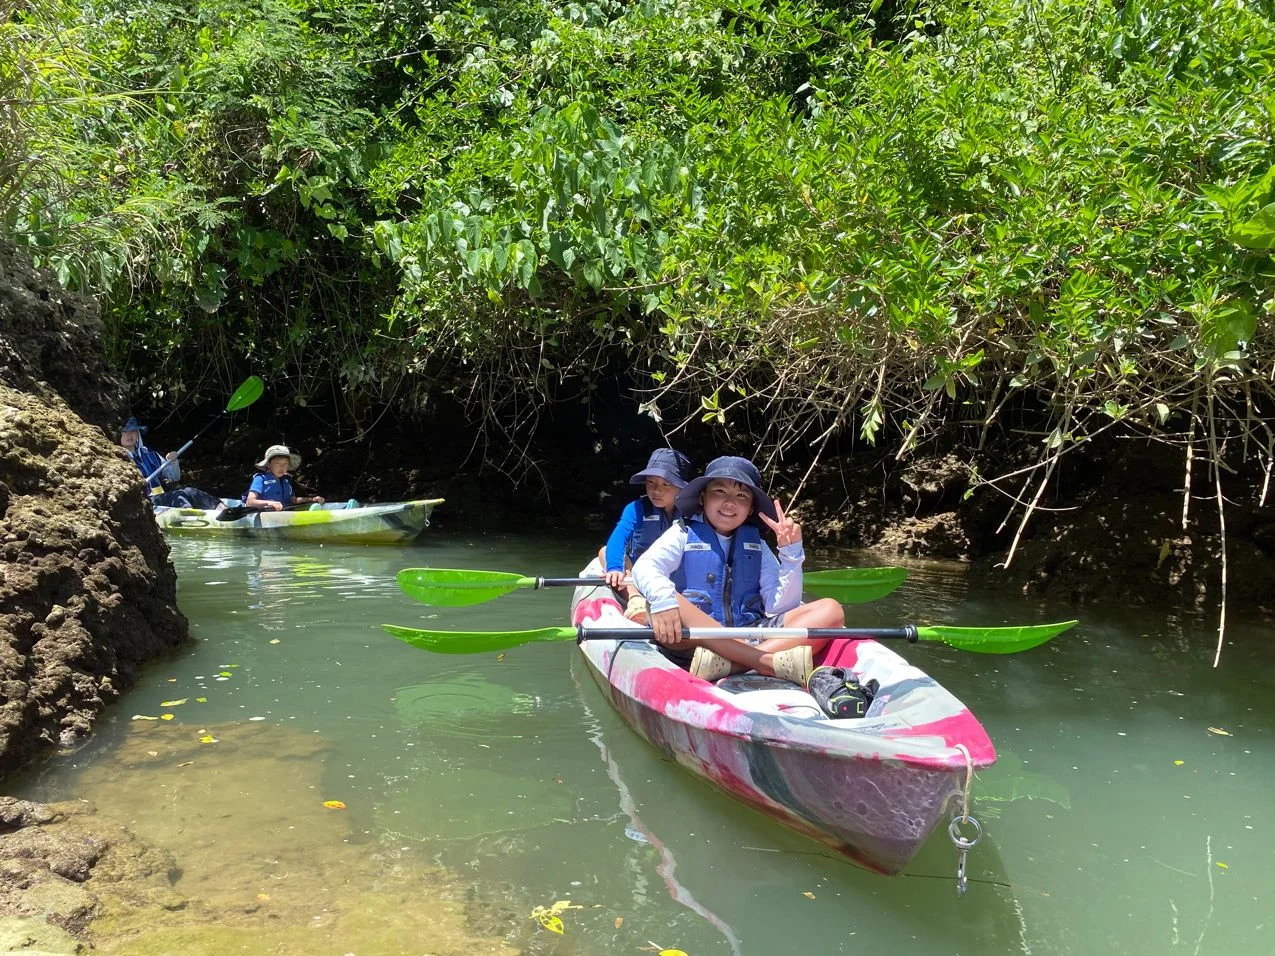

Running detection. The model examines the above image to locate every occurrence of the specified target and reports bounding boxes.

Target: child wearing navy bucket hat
[631,454,845,686]
[118,416,181,494]
[600,447,695,622]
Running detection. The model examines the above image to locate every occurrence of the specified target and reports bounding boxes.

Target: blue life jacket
[680,517,766,626]
[627,497,677,564]
[131,446,167,492]
[242,472,293,504]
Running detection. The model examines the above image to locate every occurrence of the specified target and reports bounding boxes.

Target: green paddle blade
[382,623,574,654]
[917,620,1078,653]
[225,376,264,412]
[803,567,907,604]
[396,568,536,606]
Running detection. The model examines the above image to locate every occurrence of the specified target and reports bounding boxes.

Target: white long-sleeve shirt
[631,522,805,617]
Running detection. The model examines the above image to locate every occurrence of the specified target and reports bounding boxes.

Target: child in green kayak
[630,455,844,685]
[600,447,694,621]
[243,444,325,511]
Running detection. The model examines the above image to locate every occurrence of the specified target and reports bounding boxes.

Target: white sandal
[690,647,733,681]
[771,646,814,686]
[623,596,649,621]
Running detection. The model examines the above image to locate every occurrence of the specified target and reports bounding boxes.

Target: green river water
[9,532,1275,955]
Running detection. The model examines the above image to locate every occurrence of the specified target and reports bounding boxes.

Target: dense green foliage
[3,0,1273,492]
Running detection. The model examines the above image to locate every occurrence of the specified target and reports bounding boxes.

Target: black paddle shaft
[576,625,920,642]
[216,502,309,521]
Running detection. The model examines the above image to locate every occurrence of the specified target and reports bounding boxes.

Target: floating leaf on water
[218,671,233,677]
[530,900,580,935]
[199,735,217,744]
[196,698,207,703]
[160,714,175,721]
[1216,861,1228,869]
[659,950,689,956]
[614,917,624,928]
[132,715,159,721]
[1207,727,1232,736]
[269,639,281,645]
[802,891,816,899]
[1174,760,1185,766]
[161,699,187,707]
[496,653,505,662]
[322,800,347,810]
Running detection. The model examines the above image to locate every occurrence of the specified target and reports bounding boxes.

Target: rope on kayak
[956,743,973,822]
[948,743,982,898]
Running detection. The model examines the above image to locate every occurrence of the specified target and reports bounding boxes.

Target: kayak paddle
[142,375,265,484]
[803,567,908,603]
[381,620,1078,655]
[216,502,310,522]
[395,565,908,607]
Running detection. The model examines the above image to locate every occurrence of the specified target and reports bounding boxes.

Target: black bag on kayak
[807,666,879,719]
[153,486,224,510]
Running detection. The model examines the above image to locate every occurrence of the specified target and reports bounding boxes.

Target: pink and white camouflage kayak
[570,573,996,875]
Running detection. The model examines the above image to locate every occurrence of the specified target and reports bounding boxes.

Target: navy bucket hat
[120,416,147,434]
[629,448,694,488]
[676,455,777,522]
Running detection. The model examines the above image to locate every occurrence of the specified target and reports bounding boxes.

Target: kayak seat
[716,673,794,694]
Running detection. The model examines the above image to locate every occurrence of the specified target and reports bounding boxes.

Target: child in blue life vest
[631,455,844,685]
[243,444,325,511]
[119,416,180,494]
[600,448,694,622]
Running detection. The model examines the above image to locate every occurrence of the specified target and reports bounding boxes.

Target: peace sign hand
[759,499,802,548]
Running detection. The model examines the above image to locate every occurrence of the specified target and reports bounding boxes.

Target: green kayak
[154,499,443,545]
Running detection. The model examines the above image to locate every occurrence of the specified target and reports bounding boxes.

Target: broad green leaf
[1232,203,1275,250]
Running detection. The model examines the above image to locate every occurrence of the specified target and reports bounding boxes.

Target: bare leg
[664,596,840,678]
[670,597,845,677]
[753,598,845,660]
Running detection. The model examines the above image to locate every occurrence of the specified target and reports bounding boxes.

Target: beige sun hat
[256,444,301,470]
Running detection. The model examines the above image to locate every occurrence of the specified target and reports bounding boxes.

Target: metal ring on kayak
[948,813,982,848]
[948,813,983,897]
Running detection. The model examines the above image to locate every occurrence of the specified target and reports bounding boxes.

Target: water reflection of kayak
[570,564,997,876]
[154,498,444,545]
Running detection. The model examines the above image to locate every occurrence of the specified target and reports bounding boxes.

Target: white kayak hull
[154,499,443,545]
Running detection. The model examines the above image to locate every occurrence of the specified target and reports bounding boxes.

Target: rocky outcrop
[1,242,189,779]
